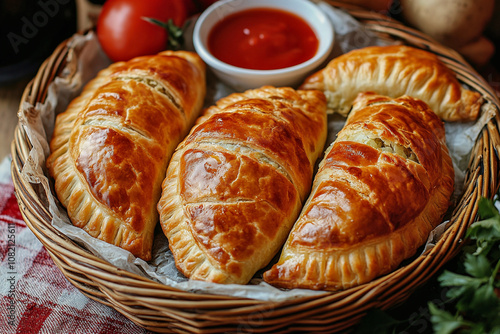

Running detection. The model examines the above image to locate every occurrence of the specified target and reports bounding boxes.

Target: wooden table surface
[0,77,31,162]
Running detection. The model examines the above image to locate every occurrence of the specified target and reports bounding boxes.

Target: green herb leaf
[488,326,500,334]
[467,217,500,241]
[431,195,500,333]
[466,323,487,334]
[429,302,465,334]
[464,253,492,278]
[467,198,500,257]
[438,270,483,289]
[469,283,499,317]
[478,197,500,219]
[357,195,500,334]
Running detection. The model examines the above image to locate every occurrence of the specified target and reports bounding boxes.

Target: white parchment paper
[17,3,496,302]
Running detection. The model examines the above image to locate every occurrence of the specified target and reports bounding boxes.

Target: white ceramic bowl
[193,0,334,91]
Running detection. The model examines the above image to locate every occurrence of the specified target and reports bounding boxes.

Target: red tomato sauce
[207,8,319,70]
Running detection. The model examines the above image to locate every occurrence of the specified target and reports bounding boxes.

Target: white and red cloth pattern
[0,157,151,334]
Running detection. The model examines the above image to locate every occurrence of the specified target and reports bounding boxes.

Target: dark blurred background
[0,0,78,84]
[0,0,109,85]
[1,0,499,86]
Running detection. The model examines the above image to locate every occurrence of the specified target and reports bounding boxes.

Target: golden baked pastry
[46,51,206,261]
[264,92,455,291]
[300,45,482,122]
[158,86,328,284]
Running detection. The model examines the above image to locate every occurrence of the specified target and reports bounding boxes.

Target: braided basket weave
[10,2,500,333]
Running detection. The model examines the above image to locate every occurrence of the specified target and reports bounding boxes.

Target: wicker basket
[10,3,500,333]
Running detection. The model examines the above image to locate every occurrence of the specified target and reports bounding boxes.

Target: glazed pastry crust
[300,45,482,122]
[46,51,206,261]
[263,92,455,291]
[158,86,327,284]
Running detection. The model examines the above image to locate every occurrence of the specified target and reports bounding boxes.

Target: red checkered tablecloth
[0,157,152,334]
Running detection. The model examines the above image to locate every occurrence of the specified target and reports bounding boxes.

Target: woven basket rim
[10,2,500,333]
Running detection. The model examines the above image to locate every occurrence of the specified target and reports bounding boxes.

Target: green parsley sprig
[355,196,500,334]
[429,197,500,334]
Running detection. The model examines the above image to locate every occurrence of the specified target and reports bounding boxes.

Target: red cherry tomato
[97,0,187,62]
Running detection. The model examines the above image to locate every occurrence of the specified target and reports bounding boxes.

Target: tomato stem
[143,17,184,51]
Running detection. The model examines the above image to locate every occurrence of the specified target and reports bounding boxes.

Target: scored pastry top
[264,92,455,291]
[46,51,206,261]
[300,45,483,122]
[158,86,328,284]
